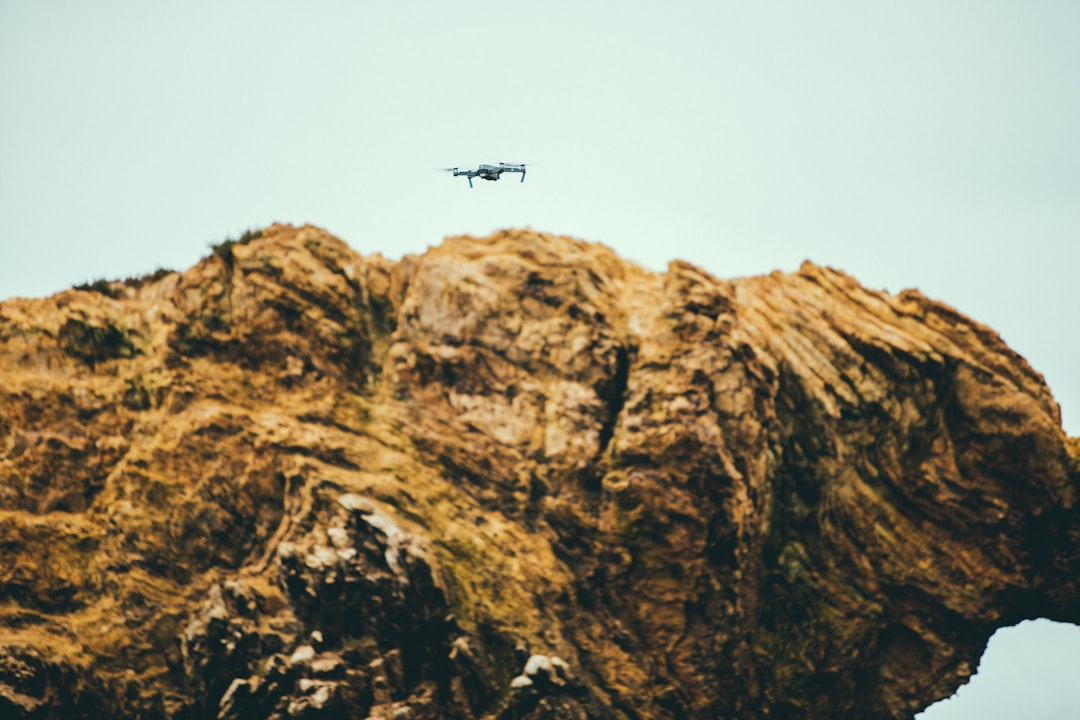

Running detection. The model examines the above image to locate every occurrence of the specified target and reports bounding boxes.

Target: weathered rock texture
[1,225,1076,719]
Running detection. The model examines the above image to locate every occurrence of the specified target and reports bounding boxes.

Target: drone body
[443,162,527,188]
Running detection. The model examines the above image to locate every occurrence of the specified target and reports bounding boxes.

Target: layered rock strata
[0,225,1076,719]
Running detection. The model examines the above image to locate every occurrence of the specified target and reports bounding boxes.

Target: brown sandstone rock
[0,224,1075,718]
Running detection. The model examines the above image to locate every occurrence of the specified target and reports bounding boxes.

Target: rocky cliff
[1,225,1077,719]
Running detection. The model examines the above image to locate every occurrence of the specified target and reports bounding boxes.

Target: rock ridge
[0,224,1076,719]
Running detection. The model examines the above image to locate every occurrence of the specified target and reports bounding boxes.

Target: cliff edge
[1,225,1076,719]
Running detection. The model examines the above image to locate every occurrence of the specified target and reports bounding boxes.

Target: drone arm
[495,165,527,182]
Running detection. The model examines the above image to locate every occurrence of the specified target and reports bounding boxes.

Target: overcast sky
[2,2,1077,717]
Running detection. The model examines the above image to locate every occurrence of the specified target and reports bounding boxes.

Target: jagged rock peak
[0,224,1076,719]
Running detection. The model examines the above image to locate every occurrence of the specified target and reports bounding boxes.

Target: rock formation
[0,224,1076,719]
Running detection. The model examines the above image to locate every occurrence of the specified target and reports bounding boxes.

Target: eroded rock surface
[0,225,1076,719]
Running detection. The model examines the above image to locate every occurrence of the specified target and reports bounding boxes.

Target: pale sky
[1,3,1078,717]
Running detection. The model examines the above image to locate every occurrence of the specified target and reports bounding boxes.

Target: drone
[441,162,528,188]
